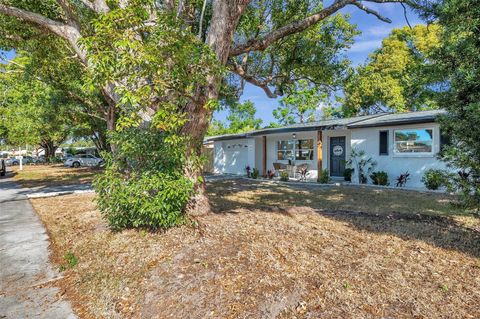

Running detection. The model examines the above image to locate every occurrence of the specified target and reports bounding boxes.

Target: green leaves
[343,24,443,116]
[273,80,325,125]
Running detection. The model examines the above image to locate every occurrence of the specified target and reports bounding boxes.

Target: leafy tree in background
[208,100,262,136]
[0,0,407,224]
[272,80,325,125]
[0,58,73,159]
[343,24,443,116]
[420,0,480,208]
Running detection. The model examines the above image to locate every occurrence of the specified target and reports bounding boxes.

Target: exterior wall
[211,122,446,189]
[350,123,447,188]
[259,131,319,180]
[213,138,255,175]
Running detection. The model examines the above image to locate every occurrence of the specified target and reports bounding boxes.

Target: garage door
[224,142,249,175]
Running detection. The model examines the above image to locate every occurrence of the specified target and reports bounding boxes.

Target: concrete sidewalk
[0,174,77,318]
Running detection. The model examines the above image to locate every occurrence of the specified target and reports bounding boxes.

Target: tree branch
[228,60,277,98]
[0,4,86,61]
[351,1,391,22]
[77,0,110,13]
[229,0,407,57]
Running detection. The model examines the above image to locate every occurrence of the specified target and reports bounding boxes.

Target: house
[206,109,449,188]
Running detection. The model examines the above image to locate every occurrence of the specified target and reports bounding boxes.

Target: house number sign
[333,145,344,156]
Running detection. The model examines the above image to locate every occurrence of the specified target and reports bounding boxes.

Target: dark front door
[330,136,346,177]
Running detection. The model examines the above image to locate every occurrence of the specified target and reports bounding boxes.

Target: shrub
[370,171,389,186]
[95,169,193,229]
[317,168,330,184]
[343,167,354,182]
[94,126,195,230]
[422,169,449,190]
[395,171,410,187]
[346,148,377,184]
[251,168,259,179]
[280,170,289,181]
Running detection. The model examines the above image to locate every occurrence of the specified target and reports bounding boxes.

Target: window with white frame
[394,128,433,154]
[277,139,314,160]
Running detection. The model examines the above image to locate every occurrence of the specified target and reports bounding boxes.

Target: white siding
[350,123,447,188]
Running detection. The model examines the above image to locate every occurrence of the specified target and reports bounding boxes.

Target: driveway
[0,174,76,318]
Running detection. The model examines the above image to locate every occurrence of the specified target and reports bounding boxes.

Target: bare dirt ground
[30,179,480,319]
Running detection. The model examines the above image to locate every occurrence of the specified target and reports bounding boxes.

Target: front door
[330,136,346,177]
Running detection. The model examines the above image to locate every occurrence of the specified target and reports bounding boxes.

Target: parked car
[4,157,33,166]
[64,154,103,168]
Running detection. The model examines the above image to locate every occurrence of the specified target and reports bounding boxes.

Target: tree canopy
[343,24,443,116]
[208,100,262,136]
[423,0,480,208]
[272,80,326,125]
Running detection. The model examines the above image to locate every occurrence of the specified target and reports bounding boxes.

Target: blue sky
[219,2,424,125]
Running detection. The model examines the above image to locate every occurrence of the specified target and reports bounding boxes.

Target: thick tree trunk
[181,0,249,216]
[41,140,57,162]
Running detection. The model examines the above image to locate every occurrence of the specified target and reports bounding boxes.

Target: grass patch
[12,164,100,188]
[30,179,480,318]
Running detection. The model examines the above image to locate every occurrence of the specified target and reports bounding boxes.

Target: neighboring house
[206,109,449,188]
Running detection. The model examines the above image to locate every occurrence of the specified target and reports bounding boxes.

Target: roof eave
[347,117,438,129]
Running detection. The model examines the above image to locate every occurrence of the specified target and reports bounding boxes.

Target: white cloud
[365,25,397,37]
[348,39,383,53]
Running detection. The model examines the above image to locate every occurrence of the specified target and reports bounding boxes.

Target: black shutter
[379,130,389,155]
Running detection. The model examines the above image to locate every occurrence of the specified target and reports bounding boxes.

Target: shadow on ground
[207,179,480,258]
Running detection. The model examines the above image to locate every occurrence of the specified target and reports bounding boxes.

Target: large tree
[343,24,443,116]
[0,0,410,216]
[419,0,480,208]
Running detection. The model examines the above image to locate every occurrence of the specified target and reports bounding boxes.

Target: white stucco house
[206,109,449,188]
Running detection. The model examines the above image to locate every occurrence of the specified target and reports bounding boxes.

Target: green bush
[280,170,289,181]
[94,126,195,230]
[251,168,259,179]
[370,171,389,186]
[422,169,449,190]
[317,168,330,184]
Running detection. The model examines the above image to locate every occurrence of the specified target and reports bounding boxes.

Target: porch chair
[272,162,287,177]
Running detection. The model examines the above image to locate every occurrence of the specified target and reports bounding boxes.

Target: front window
[277,139,314,160]
[394,129,433,154]
[277,140,294,160]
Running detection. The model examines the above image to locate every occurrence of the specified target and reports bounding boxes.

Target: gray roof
[205,109,445,141]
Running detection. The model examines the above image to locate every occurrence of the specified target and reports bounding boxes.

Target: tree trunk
[41,140,57,162]
[181,0,249,216]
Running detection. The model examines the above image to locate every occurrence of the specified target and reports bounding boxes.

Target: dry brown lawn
[12,164,100,188]
[31,179,480,319]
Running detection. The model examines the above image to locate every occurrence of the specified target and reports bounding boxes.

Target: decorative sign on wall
[333,145,344,156]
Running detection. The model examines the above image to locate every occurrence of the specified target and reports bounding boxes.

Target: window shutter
[379,131,389,155]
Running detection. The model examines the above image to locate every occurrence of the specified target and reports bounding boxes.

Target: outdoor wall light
[292,133,297,139]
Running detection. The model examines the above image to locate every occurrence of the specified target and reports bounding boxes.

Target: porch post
[262,135,267,177]
[317,131,323,174]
